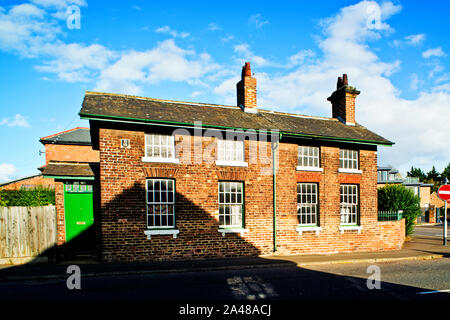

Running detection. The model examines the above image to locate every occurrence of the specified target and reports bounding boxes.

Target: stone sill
[219,228,249,237]
[142,157,180,164]
[296,166,323,172]
[339,225,362,234]
[295,226,322,235]
[338,168,362,174]
[144,229,179,239]
[216,160,248,167]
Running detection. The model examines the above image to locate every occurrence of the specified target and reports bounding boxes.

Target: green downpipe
[272,135,280,253]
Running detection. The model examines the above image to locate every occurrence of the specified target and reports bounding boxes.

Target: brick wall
[97,124,404,262]
[44,144,99,165]
[54,181,66,245]
[0,175,54,190]
[420,186,431,208]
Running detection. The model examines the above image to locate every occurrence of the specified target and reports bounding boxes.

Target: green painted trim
[79,112,394,146]
[281,132,394,146]
[43,175,95,180]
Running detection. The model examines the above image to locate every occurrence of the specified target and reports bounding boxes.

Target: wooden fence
[0,206,57,264]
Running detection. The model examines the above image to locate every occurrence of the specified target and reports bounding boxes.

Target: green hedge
[0,187,55,207]
[378,184,421,236]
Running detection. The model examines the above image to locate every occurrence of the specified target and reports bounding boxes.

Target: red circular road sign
[437,185,450,201]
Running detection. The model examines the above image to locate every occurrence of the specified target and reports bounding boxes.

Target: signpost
[437,185,450,246]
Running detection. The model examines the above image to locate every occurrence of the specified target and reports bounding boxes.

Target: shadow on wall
[0,183,447,301]
[98,181,262,262]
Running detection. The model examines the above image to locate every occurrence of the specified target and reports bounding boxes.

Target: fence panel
[0,206,57,261]
[378,210,403,221]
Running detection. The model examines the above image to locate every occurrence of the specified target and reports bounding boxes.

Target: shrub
[378,184,421,236]
[0,187,55,207]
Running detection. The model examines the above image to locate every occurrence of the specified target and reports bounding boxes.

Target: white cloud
[213,0,450,174]
[0,114,31,128]
[286,49,315,68]
[207,22,221,31]
[10,4,45,17]
[233,43,271,67]
[0,3,61,57]
[422,47,446,59]
[0,3,115,81]
[221,35,234,43]
[191,91,202,98]
[35,42,117,82]
[30,0,87,9]
[248,13,269,29]
[409,73,420,90]
[156,25,190,38]
[404,33,425,46]
[95,39,220,95]
[0,163,18,183]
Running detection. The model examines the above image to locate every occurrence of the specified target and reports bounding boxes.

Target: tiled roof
[40,127,92,145]
[80,92,393,145]
[41,161,98,177]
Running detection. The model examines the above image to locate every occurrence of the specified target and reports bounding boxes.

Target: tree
[378,184,421,236]
[425,166,443,193]
[426,166,441,182]
[442,163,450,184]
[407,166,426,182]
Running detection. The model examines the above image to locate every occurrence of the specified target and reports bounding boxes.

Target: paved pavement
[0,233,449,283]
[413,223,449,238]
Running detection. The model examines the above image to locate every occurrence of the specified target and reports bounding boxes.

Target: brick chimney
[327,74,360,125]
[236,62,257,113]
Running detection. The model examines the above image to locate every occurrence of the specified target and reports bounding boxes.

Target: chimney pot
[242,62,252,77]
[328,74,360,125]
[337,77,343,89]
[237,62,257,113]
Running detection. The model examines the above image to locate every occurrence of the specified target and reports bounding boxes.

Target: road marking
[417,289,450,295]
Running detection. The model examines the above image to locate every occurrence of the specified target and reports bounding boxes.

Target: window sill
[338,168,362,174]
[296,166,323,172]
[216,160,248,167]
[144,229,179,239]
[296,226,322,235]
[339,225,362,234]
[218,228,249,237]
[142,157,180,164]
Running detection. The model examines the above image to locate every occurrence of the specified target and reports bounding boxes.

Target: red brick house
[79,63,404,262]
[39,127,100,251]
[1,127,100,253]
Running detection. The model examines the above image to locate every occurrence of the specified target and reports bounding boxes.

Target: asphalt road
[0,258,448,302]
[413,223,449,238]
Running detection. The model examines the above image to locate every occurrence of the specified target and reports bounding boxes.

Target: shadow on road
[0,182,448,301]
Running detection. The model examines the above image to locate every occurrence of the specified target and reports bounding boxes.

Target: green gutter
[43,175,95,180]
[281,132,393,146]
[79,112,394,146]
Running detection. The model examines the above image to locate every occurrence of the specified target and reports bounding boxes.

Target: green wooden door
[64,182,94,249]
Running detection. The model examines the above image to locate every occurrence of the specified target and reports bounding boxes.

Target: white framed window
[297,183,319,226]
[340,184,359,225]
[146,179,175,228]
[218,181,244,228]
[216,139,247,167]
[339,149,360,173]
[142,133,179,163]
[297,146,322,171]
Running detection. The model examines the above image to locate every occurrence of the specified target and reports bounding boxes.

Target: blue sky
[1,0,449,182]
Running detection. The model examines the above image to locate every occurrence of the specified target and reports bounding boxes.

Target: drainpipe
[272,133,281,253]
